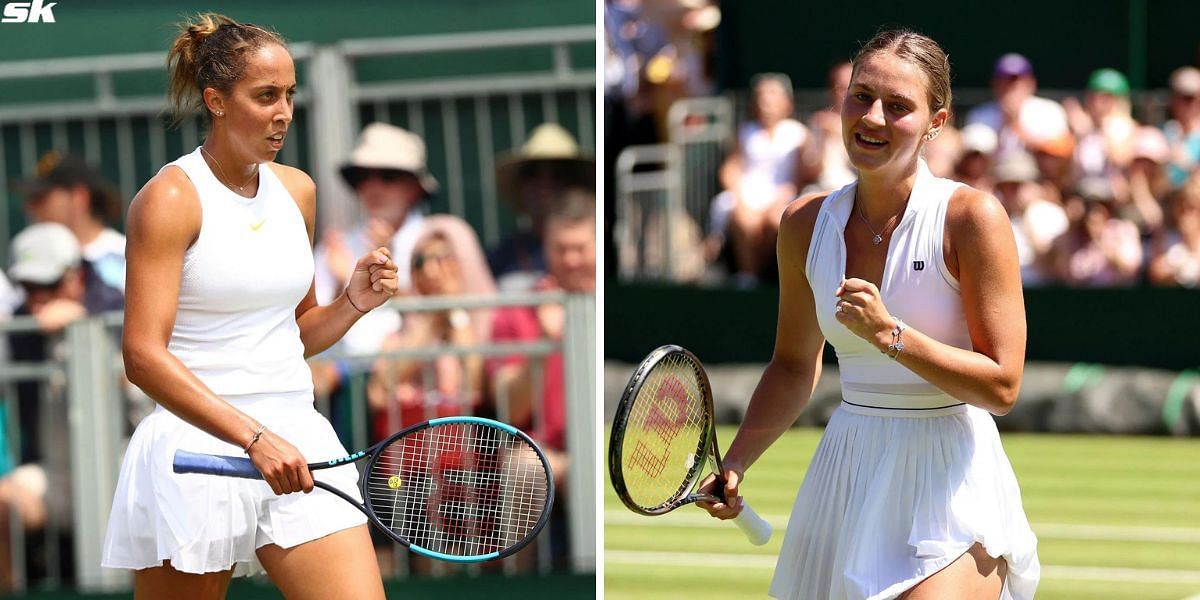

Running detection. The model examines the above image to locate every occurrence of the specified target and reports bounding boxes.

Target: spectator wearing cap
[708,73,814,288]
[5,224,92,487]
[489,123,594,289]
[1026,128,1077,207]
[1161,66,1200,188]
[8,222,122,322]
[18,152,127,294]
[1066,68,1139,177]
[991,152,1068,285]
[1051,175,1142,286]
[3,223,110,591]
[310,123,437,415]
[954,123,999,192]
[965,53,1071,159]
[1147,172,1200,287]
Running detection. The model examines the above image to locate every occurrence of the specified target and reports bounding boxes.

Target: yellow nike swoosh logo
[250,219,267,231]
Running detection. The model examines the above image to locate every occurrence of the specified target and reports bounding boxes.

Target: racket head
[609,344,718,515]
[360,416,554,563]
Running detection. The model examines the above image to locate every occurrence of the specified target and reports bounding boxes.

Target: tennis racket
[173,416,554,563]
[609,344,772,545]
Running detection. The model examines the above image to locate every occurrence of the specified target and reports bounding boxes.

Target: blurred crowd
[0,120,596,586]
[605,2,1200,290]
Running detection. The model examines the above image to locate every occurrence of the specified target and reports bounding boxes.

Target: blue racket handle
[173,450,263,480]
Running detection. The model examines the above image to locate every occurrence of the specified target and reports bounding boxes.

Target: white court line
[605,550,1200,584]
[603,511,1200,543]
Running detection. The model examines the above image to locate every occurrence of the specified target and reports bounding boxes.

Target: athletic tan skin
[698,50,1026,598]
[124,40,393,600]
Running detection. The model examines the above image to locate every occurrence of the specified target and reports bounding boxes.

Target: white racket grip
[733,501,772,545]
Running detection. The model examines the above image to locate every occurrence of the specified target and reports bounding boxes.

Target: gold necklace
[201,145,258,194]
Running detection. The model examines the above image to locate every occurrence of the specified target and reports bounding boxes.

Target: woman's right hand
[695,464,745,520]
[246,430,314,495]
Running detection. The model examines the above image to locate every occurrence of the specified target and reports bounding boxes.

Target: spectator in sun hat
[1161,66,1200,188]
[316,122,437,303]
[965,53,1070,159]
[314,122,436,346]
[16,151,127,294]
[488,122,594,288]
[991,151,1068,285]
[1066,68,1138,177]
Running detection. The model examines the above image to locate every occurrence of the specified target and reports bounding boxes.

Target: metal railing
[0,26,596,265]
[0,290,595,593]
[614,143,681,281]
[667,96,733,238]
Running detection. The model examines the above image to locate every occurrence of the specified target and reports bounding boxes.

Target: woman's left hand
[834,278,894,351]
[346,246,399,311]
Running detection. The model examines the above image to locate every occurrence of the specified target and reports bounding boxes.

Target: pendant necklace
[201,145,258,194]
[855,195,899,246]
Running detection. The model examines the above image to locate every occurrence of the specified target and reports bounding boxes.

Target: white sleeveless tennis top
[164,147,314,396]
[807,160,972,411]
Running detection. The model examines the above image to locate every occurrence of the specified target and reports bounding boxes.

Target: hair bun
[186,13,235,44]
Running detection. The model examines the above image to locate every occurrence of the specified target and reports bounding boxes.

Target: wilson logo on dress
[913,260,925,271]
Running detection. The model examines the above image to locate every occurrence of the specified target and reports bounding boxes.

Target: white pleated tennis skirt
[769,402,1040,600]
[102,391,367,576]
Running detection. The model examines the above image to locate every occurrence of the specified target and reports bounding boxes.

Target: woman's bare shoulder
[946,184,1010,238]
[127,166,201,245]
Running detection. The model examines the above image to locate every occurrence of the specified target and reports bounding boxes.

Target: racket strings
[619,354,710,510]
[365,423,550,558]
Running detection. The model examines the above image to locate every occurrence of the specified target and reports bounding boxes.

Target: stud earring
[215,111,224,117]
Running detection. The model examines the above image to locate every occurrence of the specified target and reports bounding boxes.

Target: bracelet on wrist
[345,292,369,314]
[885,317,907,359]
[244,424,267,454]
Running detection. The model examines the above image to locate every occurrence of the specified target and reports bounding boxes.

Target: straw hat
[495,123,594,207]
[340,123,439,196]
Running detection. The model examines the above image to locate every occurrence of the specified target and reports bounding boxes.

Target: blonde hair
[852,28,952,115]
[165,13,287,126]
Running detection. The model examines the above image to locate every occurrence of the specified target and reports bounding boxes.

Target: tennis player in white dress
[700,29,1040,599]
[102,14,393,599]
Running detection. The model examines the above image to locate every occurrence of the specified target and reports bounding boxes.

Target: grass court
[605,427,1200,599]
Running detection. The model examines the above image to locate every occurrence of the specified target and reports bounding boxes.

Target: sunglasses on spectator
[20,277,66,294]
[412,251,454,270]
[346,168,416,188]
